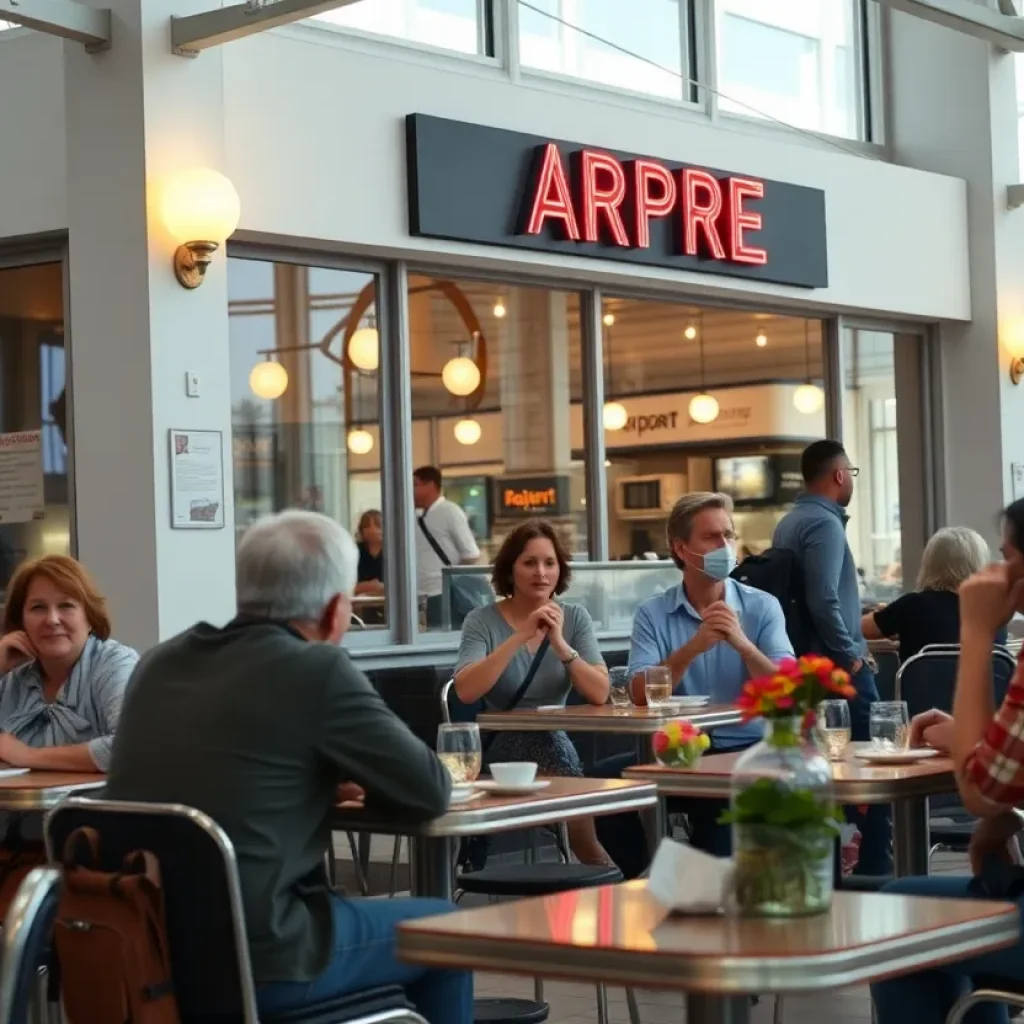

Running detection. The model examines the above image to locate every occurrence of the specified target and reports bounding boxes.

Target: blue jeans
[872,875,1024,1024]
[845,661,892,877]
[256,896,473,1024]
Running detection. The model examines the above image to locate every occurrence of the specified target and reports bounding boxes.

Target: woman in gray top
[455,519,613,865]
[0,554,137,773]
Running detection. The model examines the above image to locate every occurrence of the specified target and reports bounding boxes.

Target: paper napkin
[646,838,734,915]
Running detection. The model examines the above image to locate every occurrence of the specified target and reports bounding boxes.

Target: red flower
[652,731,669,754]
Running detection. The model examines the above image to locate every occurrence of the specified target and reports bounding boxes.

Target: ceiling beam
[875,0,1024,50]
[171,0,363,56]
[0,0,110,50]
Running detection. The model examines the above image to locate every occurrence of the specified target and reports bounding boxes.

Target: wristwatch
[561,648,580,666]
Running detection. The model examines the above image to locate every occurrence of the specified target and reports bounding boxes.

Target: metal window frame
[225,242,406,650]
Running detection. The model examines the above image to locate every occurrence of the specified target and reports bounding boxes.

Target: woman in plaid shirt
[873,499,1024,1024]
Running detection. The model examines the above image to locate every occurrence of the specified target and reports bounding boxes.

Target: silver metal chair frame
[946,989,1024,1023]
[0,867,61,1024]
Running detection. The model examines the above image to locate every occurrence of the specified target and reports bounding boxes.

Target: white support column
[887,8,1024,544]
[64,0,236,651]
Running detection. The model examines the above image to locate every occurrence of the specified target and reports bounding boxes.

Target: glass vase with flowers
[720,656,856,917]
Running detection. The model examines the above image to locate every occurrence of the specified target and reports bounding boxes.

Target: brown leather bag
[54,827,181,1024]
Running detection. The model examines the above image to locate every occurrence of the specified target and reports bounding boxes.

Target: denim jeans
[256,896,474,1024]
[872,875,1024,1024]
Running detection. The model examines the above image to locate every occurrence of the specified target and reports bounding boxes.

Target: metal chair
[0,867,61,1024]
[946,979,1024,1023]
[896,646,1017,858]
[44,797,428,1024]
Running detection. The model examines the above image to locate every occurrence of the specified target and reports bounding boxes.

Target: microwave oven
[615,474,687,521]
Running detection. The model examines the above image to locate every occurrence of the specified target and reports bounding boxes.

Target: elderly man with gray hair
[106,510,472,1024]
[594,493,793,874]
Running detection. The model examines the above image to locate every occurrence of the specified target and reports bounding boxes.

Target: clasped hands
[694,602,749,654]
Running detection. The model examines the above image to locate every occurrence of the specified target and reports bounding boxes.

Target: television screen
[714,456,773,503]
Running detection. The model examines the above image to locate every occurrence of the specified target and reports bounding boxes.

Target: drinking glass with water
[816,699,852,761]
[437,723,482,783]
[869,701,910,751]
[608,667,632,710]
[645,666,673,709]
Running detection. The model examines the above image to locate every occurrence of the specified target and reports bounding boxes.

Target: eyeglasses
[848,467,860,477]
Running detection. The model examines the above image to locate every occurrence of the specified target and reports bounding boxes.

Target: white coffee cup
[490,761,538,786]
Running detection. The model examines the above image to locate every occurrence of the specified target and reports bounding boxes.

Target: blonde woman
[861,526,1005,662]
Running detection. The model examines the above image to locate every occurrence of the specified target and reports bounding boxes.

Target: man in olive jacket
[107,510,470,1024]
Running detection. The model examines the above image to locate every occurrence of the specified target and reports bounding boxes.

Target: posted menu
[169,429,225,529]
[0,431,44,525]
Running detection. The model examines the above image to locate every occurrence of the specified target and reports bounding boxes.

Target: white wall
[221,28,970,322]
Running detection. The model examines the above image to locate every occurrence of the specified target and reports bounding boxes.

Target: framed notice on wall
[169,429,225,530]
[0,431,44,525]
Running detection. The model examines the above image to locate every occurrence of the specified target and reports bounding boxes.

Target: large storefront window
[407,274,584,632]
[519,0,690,100]
[714,0,866,139]
[228,257,388,630]
[0,262,70,587]
[309,0,489,55]
[598,296,825,561]
[841,327,901,600]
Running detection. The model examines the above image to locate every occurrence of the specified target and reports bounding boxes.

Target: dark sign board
[406,114,828,289]
[714,453,805,508]
[494,475,571,518]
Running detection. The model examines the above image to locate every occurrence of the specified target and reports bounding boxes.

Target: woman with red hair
[0,554,137,771]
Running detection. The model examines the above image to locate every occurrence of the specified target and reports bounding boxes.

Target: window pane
[408,275,584,633]
[598,298,824,561]
[309,0,485,56]
[715,0,863,140]
[519,0,685,100]
[228,258,388,632]
[1016,54,1024,170]
[0,262,70,587]
[841,328,901,599]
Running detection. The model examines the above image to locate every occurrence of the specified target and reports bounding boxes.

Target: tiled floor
[332,835,970,1024]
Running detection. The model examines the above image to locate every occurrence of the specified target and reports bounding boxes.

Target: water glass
[608,667,632,710]
[816,699,852,761]
[645,666,673,710]
[437,723,482,783]
[869,701,910,751]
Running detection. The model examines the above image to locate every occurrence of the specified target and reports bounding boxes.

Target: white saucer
[666,696,711,710]
[854,747,941,765]
[449,789,484,806]
[476,780,552,795]
[535,705,565,712]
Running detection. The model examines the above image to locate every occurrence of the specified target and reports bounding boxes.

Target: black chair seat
[263,985,413,1024]
[838,874,891,892]
[457,862,622,897]
[473,997,550,1024]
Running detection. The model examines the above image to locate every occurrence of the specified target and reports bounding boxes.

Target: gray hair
[666,492,734,568]
[916,526,990,593]
[236,509,359,621]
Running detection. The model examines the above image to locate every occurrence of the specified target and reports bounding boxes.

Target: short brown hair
[491,519,572,599]
[3,555,111,640]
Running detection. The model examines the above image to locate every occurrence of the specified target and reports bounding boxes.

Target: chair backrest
[44,797,259,1024]
[441,678,482,724]
[0,867,61,1024]
[896,646,1017,719]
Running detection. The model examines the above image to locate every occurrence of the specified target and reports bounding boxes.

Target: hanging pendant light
[601,315,628,431]
[454,418,482,445]
[794,321,824,415]
[249,359,288,400]
[688,314,719,424]
[348,319,380,372]
[347,428,374,455]
[442,333,482,397]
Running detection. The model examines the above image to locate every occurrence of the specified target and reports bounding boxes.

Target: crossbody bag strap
[417,510,452,567]
[503,634,551,713]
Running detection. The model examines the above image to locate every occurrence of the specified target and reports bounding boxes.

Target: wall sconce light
[161,168,241,289]
[1012,356,1024,385]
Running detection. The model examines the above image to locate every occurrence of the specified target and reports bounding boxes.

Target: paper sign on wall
[0,431,44,525]
[169,429,225,529]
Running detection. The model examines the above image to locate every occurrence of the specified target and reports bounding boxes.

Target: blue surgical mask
[688,543,736,581]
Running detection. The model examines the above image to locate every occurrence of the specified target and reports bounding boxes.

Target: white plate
[449,790,484,806]
[854,747,941,765]
[476,780,552,795]
[666,696,711,710]
[535,705,565,712]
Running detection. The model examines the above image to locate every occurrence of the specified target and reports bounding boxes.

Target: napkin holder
[646,838,735,916]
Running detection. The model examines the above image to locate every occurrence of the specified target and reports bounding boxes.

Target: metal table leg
[409,835,455,900]
[892,796,930,878]
[684,994,751,1024]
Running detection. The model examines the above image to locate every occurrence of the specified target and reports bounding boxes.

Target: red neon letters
[524,144,768,265]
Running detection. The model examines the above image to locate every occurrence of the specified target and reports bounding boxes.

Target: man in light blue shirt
[595,492,793,869]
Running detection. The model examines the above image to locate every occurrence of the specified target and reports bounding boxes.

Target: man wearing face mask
[602,492,793,862]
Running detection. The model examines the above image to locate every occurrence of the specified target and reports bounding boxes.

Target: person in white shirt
[413,466,480,629]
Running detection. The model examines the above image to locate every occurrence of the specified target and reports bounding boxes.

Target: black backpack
[731,548,819,656]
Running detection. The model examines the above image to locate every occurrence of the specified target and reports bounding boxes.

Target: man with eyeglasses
[774,438,889,875]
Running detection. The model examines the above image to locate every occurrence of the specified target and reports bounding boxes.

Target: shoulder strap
[417,511,452,567]
[503,635,551,713]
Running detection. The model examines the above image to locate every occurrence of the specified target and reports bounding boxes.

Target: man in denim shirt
[774,439,889,875]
